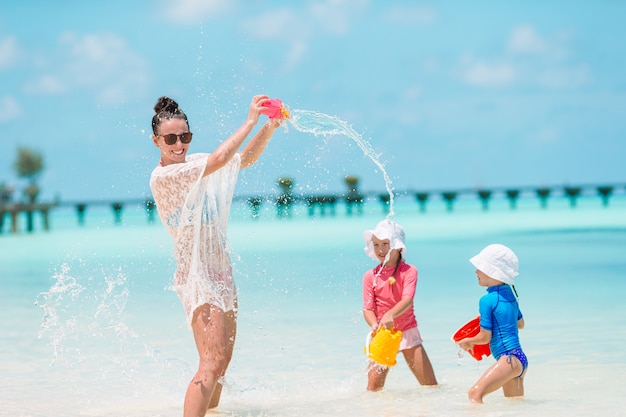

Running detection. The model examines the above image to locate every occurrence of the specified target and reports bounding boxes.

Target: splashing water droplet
[288,109,395,217]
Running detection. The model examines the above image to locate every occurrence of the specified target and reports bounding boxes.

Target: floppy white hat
[363,219,406,262]
[469,244,519,285]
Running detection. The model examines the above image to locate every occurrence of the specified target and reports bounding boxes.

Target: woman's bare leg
[183,303,237,417]
[468,355,524,404]
[207,307,237,409]
[402,345,438,386]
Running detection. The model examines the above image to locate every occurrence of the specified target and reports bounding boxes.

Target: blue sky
[1,0,624,202]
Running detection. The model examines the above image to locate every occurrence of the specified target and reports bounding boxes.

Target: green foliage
[14,147,44,183]
[277,177,293,188]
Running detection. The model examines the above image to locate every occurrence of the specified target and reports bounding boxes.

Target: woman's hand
[265,116,285,130]
[246,95,271,126]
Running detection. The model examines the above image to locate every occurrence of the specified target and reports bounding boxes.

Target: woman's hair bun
[154,96,179,114]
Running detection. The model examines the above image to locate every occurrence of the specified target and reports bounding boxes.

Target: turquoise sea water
[2,193,626,416]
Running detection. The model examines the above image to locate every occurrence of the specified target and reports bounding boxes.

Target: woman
[149,95,285,416]
[362,219,438,391]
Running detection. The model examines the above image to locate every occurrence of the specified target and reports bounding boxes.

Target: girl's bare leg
[468,355,524,404]
[184,303,237,417]
[402,345,438,386]
[367,362,390,391]
[502,368,525,398]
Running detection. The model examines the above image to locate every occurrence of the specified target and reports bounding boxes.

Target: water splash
[35,263,139,369]
[288,109,395,217]
[35,263,85,364]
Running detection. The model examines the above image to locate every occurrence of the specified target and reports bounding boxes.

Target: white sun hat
[469,244,519,285]
[363,219,406,262]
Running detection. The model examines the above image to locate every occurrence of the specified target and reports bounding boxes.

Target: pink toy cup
[261,98,290,119]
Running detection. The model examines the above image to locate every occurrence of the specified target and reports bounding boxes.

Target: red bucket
[452,316,491,361]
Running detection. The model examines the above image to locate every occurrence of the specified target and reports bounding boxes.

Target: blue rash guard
[478,284,523,359]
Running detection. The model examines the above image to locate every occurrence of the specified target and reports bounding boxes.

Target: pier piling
[505,190,520,209]
[248,197,262,219]
[597,186,613,207]
[378,194,391,214]
[415,193,429,212]
[564,187,582,208]
[144,199,156,223]
[536,188,551,208]
[112,202,124,224]
[442,192,457,212]
[477,190,492,211]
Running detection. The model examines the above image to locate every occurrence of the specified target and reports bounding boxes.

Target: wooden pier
[0,203,55,234]
[0,183,624,234]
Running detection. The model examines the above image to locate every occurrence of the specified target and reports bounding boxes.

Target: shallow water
[2,195,626,416]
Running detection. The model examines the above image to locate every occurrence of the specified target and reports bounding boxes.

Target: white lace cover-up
[150,153,240,327]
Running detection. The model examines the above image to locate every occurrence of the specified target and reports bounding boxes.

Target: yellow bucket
[365,327,403,367]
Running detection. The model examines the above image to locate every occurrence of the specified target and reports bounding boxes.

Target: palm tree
[14,147,44,203]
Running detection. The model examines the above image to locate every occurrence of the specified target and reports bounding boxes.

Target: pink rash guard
[362,261,418,331]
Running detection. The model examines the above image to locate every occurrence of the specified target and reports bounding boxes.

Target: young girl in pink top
[362,219,438,391]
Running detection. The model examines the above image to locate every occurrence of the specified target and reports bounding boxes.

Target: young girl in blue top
[458,244,528,404]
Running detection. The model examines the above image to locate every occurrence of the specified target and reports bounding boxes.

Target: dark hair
[151,96,190,135]
[391,252,403,277]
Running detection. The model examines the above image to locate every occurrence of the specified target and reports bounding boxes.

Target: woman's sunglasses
[159,132,193,145]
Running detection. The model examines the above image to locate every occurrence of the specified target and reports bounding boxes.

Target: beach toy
[260,98,290,119]
[365,327,403,367]
[452,316,491,361]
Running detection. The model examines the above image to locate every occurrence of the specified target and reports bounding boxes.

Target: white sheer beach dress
[150,153,240,327]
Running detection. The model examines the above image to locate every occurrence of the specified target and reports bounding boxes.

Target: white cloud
[244,0,368,39]
[507,25,569,62]
[0,96,22,122]
[508,25,547,54]
[538,64,591,88]
[402,85,422,100]
[0,35,19,69]
[244,9,303,40]
[242,1,369,71]
[508,26,590,88]
[160,0,233,24]
[384,5,436,25]
[528,127,560,144]
[24,75,66,94]
[461,56,516,86]
[285,40,308,72]
[241,8,311,72]
[50,32,150,104]
[309,0,368,35]
[460,25,589,89]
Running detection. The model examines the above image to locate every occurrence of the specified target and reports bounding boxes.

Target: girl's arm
[379,297,413,330]
[518,317,525,330]
[458,328,492,351]
[363,309,378,332]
